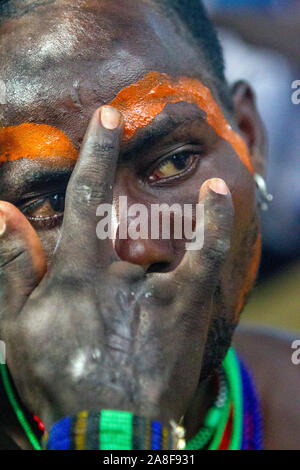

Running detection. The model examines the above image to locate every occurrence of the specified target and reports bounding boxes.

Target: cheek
[202,138,256,235]
[234,233,261,320]
[195,140,258,319]
[35,226,62,265]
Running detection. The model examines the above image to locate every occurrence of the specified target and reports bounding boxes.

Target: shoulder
[233,326,300,450]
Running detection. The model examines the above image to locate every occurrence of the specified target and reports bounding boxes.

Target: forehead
[0,0,212,146]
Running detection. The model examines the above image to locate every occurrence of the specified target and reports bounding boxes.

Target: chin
[200,315,237,381]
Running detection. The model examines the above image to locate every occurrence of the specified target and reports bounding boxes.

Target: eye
[21,192,65,229]
[148,151,199,183]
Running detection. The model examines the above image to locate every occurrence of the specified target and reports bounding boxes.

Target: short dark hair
[156,0,232,109]
[160,0,226,83]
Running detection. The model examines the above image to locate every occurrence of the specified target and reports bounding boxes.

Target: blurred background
[203,0,300,332]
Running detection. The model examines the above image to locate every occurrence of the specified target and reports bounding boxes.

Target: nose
[115,236,175,273]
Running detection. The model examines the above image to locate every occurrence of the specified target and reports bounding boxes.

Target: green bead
[185,427,213,450]
[223,348,243,450]
[204,407,222,428]
[0,364,42,450]
[100,410,133,450]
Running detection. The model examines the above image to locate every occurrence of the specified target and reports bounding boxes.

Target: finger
[178,178,234,281]
[57,106,123,261]
[0,202,47,319]
[142,179,234,304]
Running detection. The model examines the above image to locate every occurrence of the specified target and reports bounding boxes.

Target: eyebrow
[122,104,206,160]
[112,71,253,173]
[20,167,71,193]
[0,165,72,205]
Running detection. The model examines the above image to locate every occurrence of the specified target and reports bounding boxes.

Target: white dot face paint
[79,185,93,205]
[0,80,6,105]
[68,347,102,382]
[0,340,6,364]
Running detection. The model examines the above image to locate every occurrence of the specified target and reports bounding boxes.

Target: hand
[0,106,234,430]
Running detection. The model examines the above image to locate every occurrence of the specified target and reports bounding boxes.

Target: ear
[232,81,267,176]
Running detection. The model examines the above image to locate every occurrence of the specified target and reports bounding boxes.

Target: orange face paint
[1,72,253,174]
[234,233,261,320]
[0,123,78,164]
[111,71,253,174]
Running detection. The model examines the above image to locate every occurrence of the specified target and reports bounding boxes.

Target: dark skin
[0,0,299,450]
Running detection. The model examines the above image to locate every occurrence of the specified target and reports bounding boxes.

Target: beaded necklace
[0,348,262,450]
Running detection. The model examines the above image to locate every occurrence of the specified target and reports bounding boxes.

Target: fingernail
[208,178,229,195]
[100,106,122,130]
[0,211,6,236]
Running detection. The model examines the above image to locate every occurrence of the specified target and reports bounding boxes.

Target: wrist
[44,410,178,450]
[44,409,183,450]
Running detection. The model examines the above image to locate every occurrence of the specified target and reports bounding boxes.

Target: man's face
[0,0,262,378]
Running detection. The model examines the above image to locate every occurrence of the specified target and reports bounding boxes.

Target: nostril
[146,262,171,274]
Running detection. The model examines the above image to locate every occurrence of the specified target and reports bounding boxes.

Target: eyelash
[18,148,201,229]
[20,192,65,230]
[28,213,64,230]
[147,148,202,185]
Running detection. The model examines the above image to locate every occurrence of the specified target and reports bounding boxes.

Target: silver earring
[254,173,273,211]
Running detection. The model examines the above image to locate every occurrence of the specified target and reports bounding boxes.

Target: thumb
[0,201,47,319]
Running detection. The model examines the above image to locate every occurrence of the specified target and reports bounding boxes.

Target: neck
[1,369,218,449]
[0,370,34,449]
[183,374,217,441]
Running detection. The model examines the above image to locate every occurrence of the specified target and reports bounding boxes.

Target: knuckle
[69,175,107,207]
[204,238,230,264]
[72,166,99,188]
[207,204,234,229]
[92,139,116,156]
[17,315,41,349]
[0,247,37,288]
[66,136,118,207]
[48,265,95,294]
[0,248,23,270]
